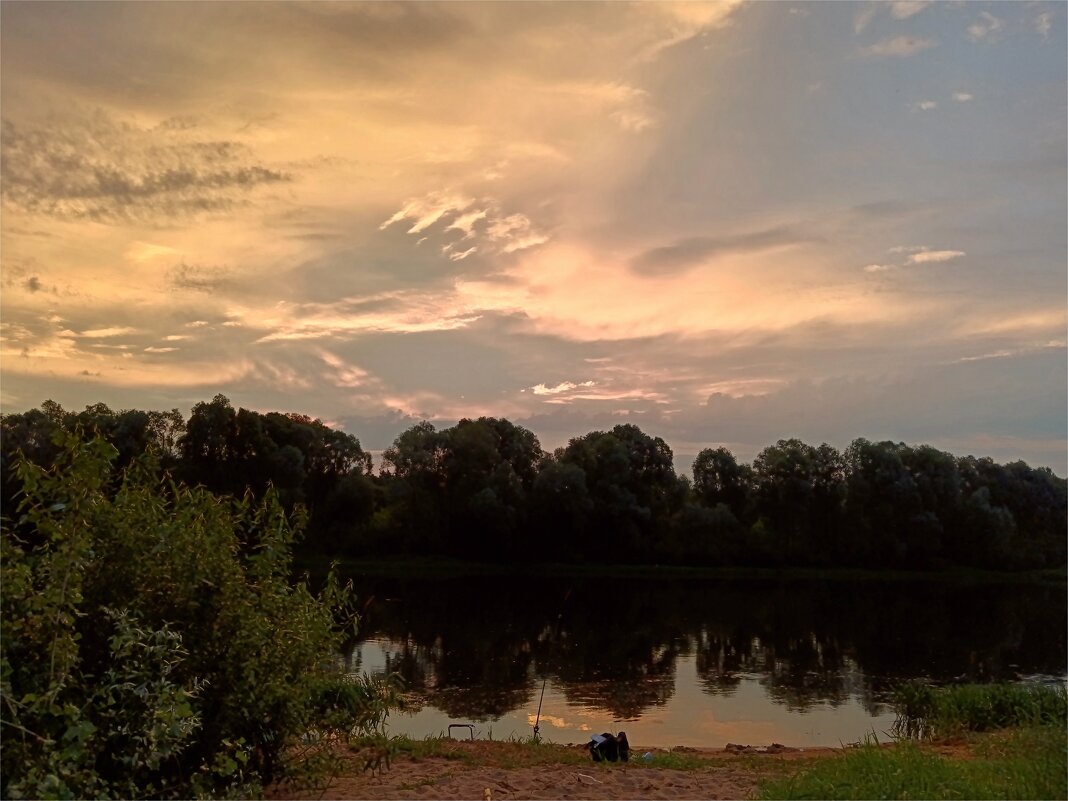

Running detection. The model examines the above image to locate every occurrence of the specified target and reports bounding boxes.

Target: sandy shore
[267,740,848,800]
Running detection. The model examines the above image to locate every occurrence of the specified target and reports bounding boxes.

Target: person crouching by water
[588,731,630,762]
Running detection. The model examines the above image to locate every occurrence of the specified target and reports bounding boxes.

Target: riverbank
[268,739,841,800]
[267,727,1066,800]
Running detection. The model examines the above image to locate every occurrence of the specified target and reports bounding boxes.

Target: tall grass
[759,726,1068,800]
[761,684,1068,800]
[892,682,1068,739]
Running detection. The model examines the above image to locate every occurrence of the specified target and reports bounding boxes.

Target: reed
[891,682,1067,739]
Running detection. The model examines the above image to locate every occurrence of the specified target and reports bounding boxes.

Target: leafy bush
[1,433,394,799]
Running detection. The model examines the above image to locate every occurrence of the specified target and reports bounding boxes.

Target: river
[339,570,1066,748]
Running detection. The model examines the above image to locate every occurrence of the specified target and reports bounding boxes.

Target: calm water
[340,572,1066,748]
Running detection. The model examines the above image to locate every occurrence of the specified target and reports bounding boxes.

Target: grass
[760,683,1068,800]
[758,726,1068,800]
[892,682,1068,739]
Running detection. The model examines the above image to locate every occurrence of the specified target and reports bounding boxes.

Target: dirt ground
[267,740,854,800]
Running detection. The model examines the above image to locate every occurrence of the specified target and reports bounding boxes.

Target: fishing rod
[532,587,571,742]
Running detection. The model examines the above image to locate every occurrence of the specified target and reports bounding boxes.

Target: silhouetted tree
[3,396,1065,571]
[692,446,753,519]
[558,424,684,561]
[753,439,845,564]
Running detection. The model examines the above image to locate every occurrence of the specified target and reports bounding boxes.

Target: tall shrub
[1,433,383,799]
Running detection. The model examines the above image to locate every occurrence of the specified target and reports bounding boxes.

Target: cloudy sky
[2,1,1065,473]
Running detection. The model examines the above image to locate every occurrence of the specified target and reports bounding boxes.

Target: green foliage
[759,726,1068,800]
[307,673,403,743]
[891,682,1068,739]
[0,433,394,799]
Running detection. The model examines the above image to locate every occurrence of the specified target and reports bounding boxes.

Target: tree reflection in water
[342,574,1066,724]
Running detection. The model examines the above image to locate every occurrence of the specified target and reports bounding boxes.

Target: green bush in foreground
[892,682,1068,739]
[1,434,393,799]
[759,725,1068,800]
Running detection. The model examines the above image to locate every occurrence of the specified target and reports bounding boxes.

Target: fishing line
[533,587,571,742]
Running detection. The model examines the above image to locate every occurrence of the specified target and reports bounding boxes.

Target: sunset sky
[2,1,1065,473]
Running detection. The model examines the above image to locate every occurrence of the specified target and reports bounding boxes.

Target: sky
[1,1,1065,475]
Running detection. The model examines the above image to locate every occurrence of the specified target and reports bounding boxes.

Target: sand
[267,740,847,800]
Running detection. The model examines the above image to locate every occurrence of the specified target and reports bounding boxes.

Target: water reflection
[341,574,1066,742]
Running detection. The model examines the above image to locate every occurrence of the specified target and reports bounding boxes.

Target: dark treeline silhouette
[2,395,1065,571]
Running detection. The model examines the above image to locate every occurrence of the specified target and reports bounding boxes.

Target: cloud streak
[169,263,235,293]
[908,249,965,264]
[628,227,813,276]
[531,380,595,396]
[891,2,929,21]
[866,246,966,272]
[0,114,288,223]
[861,36,937,58]
[382,192,548,259]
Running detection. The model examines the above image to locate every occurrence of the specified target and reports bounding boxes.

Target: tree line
[2,394,1065,571]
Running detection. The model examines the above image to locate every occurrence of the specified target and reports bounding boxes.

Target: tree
[2,402,181,519]
[958,485,1017,568]
[443,417,544,558]
[146,408,186,465]
[558,424,684,560]
[530,460,592,561]
[751,439,845,564]
[692,447,753,519]
[176,398,375,548]
[953,456,1067,569]
[1,404,66,512]
[665,501,744,564]
[380,421,448,552]
[178,394,239,493]
[379,417,544,559]
[843,439,956,568]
